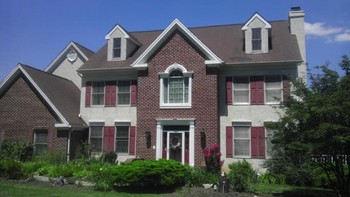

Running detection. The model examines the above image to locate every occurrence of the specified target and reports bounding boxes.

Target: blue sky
[1,0,349,82]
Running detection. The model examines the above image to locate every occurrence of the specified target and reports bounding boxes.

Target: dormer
[105,24,141,61]
[241,13,271,54]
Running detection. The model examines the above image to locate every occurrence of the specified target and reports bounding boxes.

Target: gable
[132,19,222,69]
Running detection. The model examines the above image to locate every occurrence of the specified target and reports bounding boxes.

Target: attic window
[252,28,262,51]
[113,38,121,58]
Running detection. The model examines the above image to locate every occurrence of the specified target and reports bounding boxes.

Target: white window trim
[91,81,105,107]
[89,125,104,153]
[117,80,131,106]
[233,76,250,105]
[159,63,193,109]
[264,75,283,105]
[232,121,252,158]
[252,28,262,52]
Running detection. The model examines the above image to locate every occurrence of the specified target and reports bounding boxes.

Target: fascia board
[241,13,272,30]
[45,41,88,73]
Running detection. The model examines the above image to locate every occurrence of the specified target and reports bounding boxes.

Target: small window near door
[34,130,48,154]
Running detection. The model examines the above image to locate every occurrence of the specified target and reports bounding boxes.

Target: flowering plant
[203,144,224,173]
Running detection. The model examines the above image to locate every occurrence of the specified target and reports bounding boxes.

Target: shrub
[228,160,257,192]
[100,152,117,163]
[258,172,286,185]
[203,144,224,174]
[186,167,219,187]
[74,141,92,160]
[0,159,24,179]
[22,161,47,177]
[0,140,32,161]
[33,150,66,165]
[90,163,115,191]
[114,159,189,188]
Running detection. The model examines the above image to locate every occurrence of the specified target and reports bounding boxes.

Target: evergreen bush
[228,160,257,192]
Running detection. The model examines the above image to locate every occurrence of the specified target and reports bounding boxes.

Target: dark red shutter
[250,76,264,105]
[103,127,115,152]
[226,126,233,157]
[131,80,137,106]
[105,81,116,107]
[129,126,136,155]
[226,77,233,105]
[251,127,265,158]
[283,75,290,102]
[85,81,92,107]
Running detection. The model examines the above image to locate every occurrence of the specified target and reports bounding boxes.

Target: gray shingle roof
[21,65,85,126]
[79,20,302,71]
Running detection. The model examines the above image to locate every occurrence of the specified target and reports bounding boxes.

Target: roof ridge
[72,41,95,54]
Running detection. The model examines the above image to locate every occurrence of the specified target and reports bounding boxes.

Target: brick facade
[0,76,67,152]
[137,31,219,166]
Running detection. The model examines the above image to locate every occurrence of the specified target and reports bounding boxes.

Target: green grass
[0,180,161,197]
[253,183,337,197]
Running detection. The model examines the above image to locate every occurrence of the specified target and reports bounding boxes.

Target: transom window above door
[159,63,193,109]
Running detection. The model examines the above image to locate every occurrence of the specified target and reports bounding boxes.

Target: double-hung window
[115,126,129,154]
[265,76,282,104]
[33,130,48,154]
[92,82,105,106]
[233,76,249,104]
[160,64,192,108]
[90,126,103,152]
[233,126,250,157]
[113,38,121,58]
[118,81,131,105]
[265,128,274,158]
[252,28,262,51]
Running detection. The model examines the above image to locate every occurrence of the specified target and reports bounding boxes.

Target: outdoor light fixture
[200,129,206,149]
[145,130,151,149]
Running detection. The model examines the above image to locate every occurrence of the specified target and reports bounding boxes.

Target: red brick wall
[137,31,219,166]
[0,76,67,152]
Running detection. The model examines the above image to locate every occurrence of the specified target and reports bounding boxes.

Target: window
[265,76,282,104]
[233,126,250,157]
[252,28,262,51]
[92,82,105,105]
[233,76,249,104]
[113,38,121,58]
[118,81,131,105]
[90,126,103,152]
[34,130,48,154]
[115,126,129,153]
[160,64,192,108]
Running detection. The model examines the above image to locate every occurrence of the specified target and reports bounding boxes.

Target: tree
[266,55,350,197]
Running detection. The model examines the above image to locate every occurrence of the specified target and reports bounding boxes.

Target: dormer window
[241,13,271,54]
[113,38,121,58]
[252,28,262,51]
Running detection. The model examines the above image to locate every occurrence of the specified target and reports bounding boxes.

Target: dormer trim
[105,24,141,46]
[241,13,271,30]
[131,19,223,68]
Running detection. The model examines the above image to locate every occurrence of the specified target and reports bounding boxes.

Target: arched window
[160,64,192,108]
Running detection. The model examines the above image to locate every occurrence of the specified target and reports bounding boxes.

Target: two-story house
[0,7,305,170]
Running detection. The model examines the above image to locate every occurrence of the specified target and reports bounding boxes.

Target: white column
[156,122,162,160]
[189,121,195,166]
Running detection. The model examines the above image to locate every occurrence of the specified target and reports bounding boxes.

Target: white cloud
[305,22,350,42]
[305,22,342,36]
[335,32,350,42]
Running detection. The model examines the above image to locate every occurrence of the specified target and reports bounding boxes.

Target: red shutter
[85,81,92,107]
[251,127,265,158]
[226,126,233,157]
[226,77,233,105]
[131,80,137,106]
[250,76,264,105]
[103,127,115,152]
[129,126,136,155]
[105,81,116,107]
[283,75,290,102]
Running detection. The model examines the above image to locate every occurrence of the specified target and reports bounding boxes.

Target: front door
[167,132,184,163]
